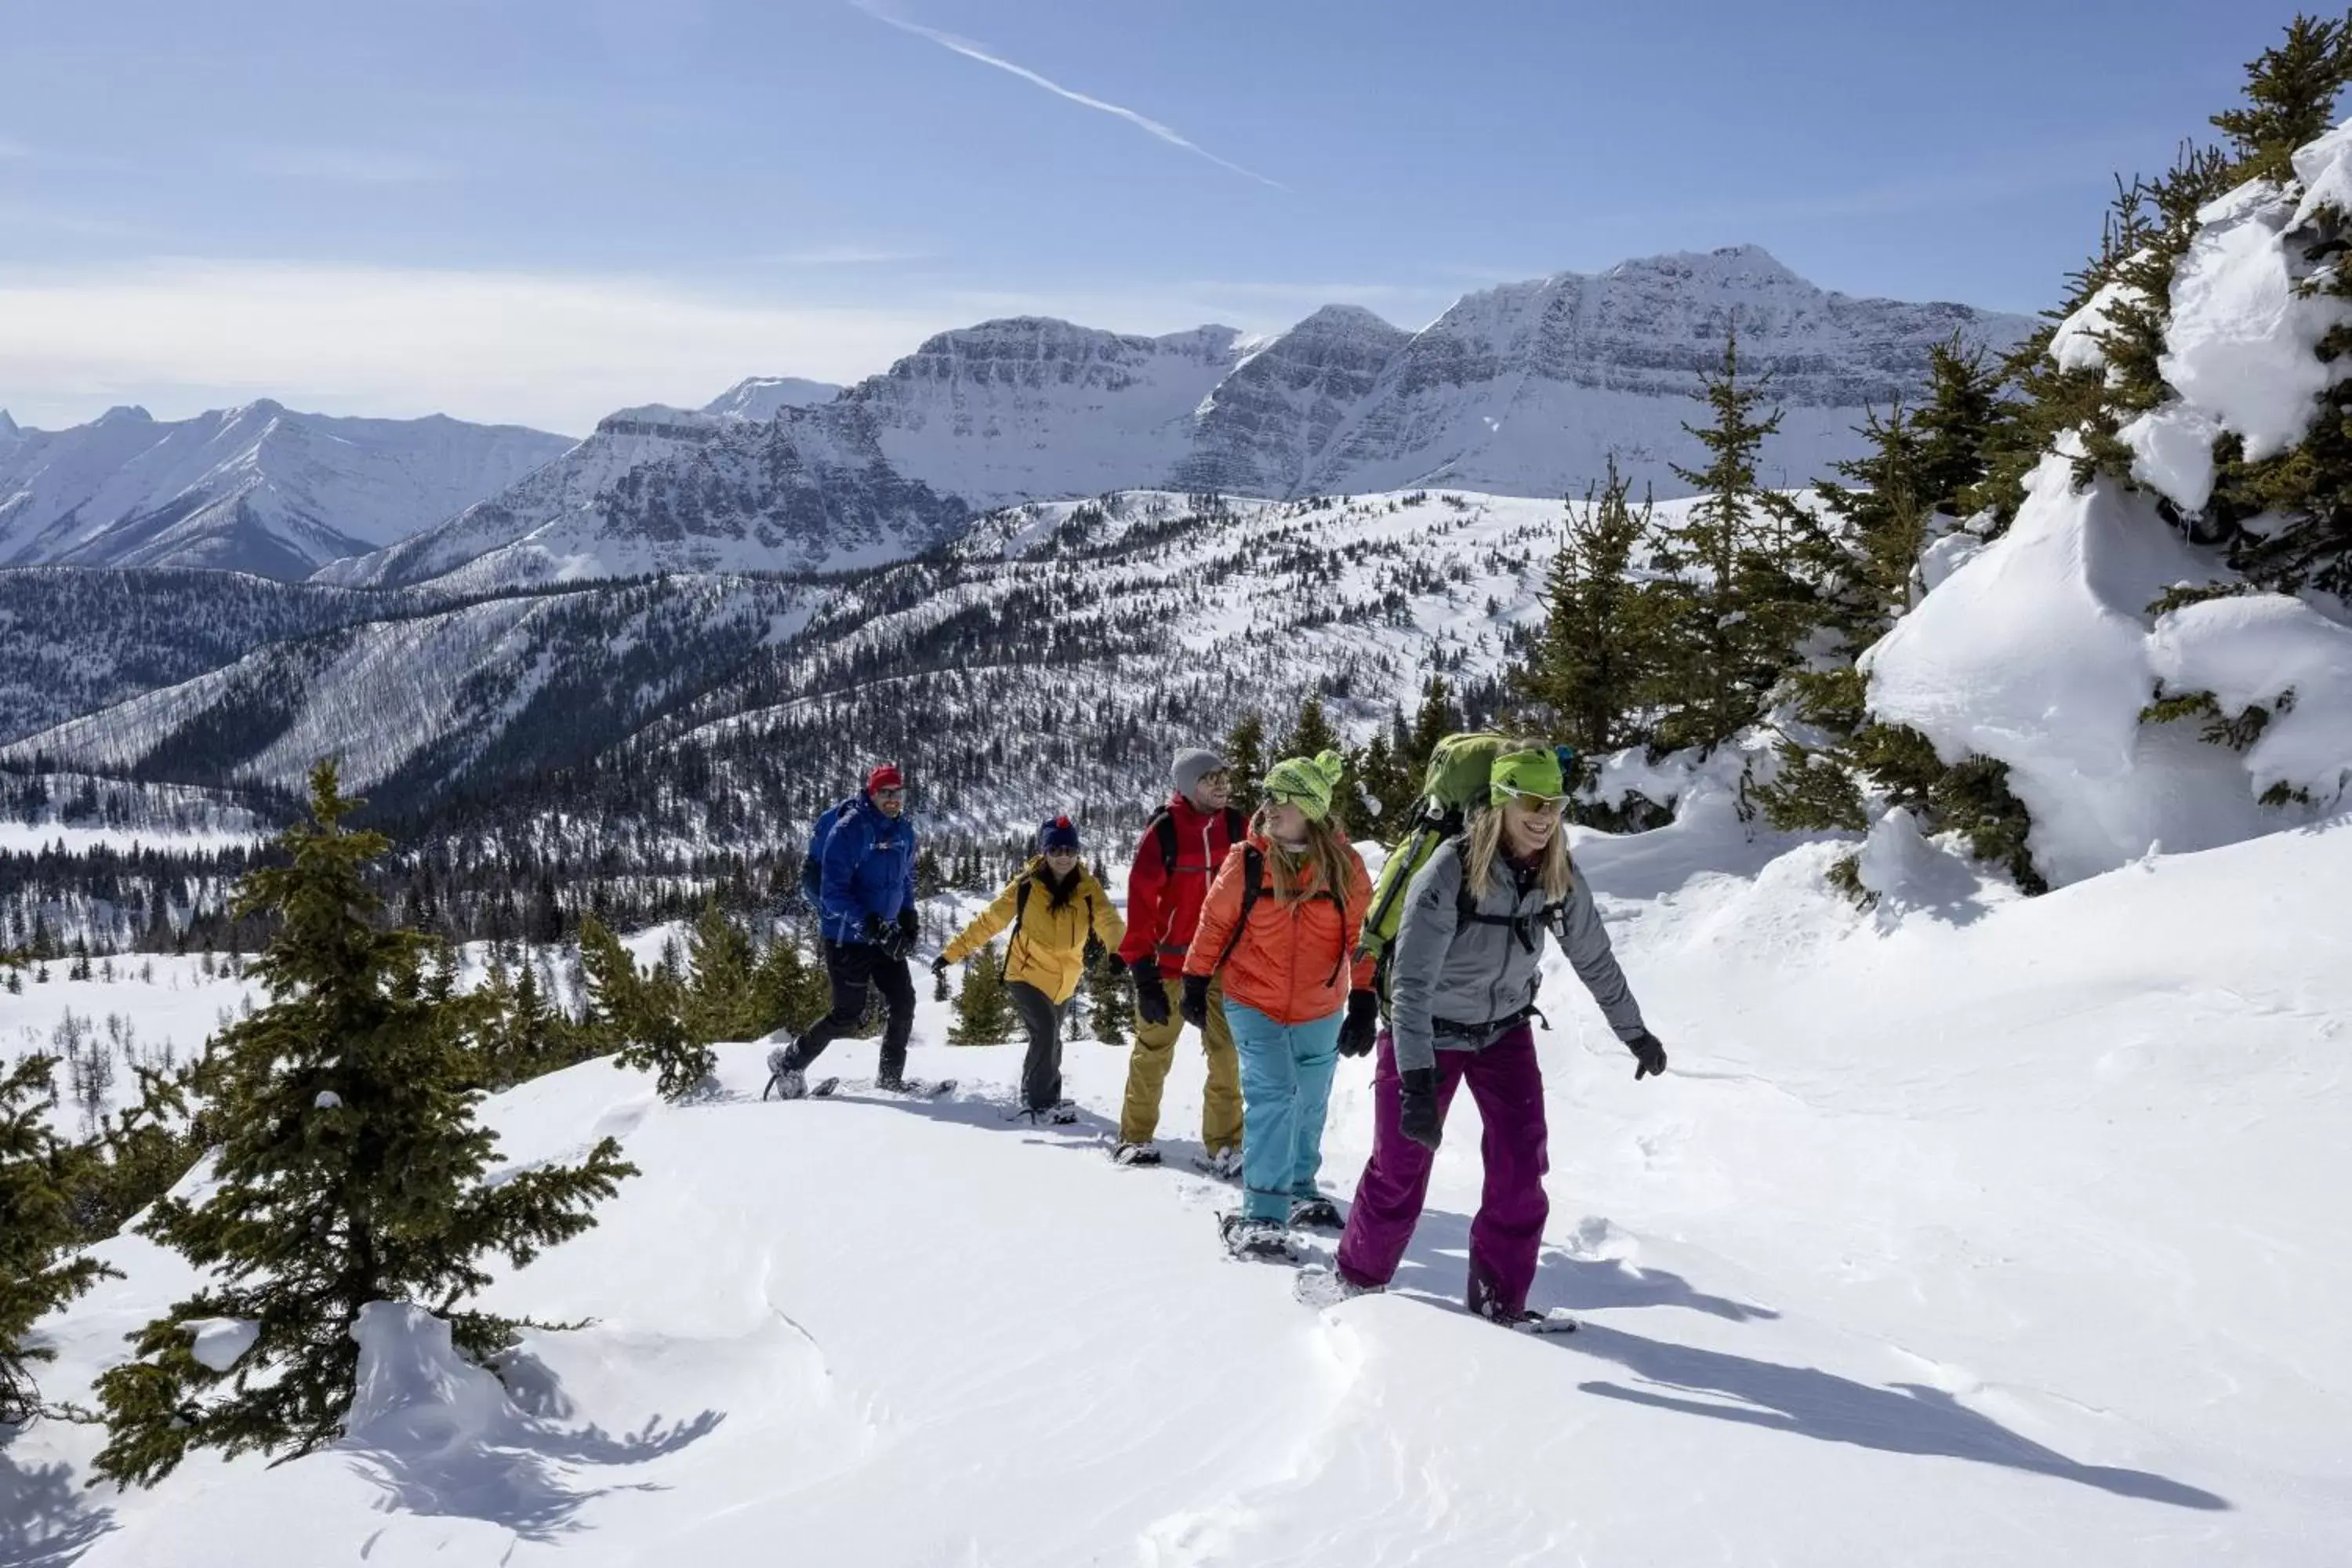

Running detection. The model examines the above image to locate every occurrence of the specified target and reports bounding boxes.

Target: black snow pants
[786,939,916,1082]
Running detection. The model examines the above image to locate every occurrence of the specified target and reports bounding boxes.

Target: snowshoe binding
[762,1047,808,1101]
[875,1076,956,1098]
[1005,1099,1080,1126]
[1220,1213,1303,1265]
[1111,1142,1163,1167]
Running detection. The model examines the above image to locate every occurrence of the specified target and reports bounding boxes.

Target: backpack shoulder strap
[1011,877,1034,940]
[1151,811,1179,876]
[1221,806,1246,845]
[1210,845,1266,975]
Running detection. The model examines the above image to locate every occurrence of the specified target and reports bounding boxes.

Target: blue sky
[0,0,2319,433]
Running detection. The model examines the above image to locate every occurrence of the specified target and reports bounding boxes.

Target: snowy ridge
[13,800,2347,1563]
[316,249,2029,593]
[699,376,844,420]
[318,401,972,593]
[3,576,826,815]
[0,403,571,579]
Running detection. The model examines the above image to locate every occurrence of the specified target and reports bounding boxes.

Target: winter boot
[1289,1196,1344,1232]
[1111,1142,1163,1168]
[1294,1265,1379,1309]
[764,1047,808,1101]
[1219,1213,1301,1264]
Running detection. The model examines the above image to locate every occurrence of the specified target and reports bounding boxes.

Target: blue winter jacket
[818,795,917,946]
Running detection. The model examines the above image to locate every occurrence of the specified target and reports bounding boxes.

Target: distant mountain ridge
[320,245,2033,592]
[0,401,572,579]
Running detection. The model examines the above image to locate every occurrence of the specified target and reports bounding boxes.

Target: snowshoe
[1194,1146,1243,1181]
[1289,1196,1345,1233]
[805,1076,845,1098]
[1004,1101,1080,1126]
[1110,1142,1163,1168]
[1477,1303,1578,1335]
[1294,1265,1379,1309]
[1219,1213,1303,1265]
[760,1046,803,1101]
[875,1077,956,1098]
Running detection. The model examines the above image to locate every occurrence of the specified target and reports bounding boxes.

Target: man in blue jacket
[771,764,920,1096]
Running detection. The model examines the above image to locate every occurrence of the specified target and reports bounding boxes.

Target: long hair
[1254,808,1356,907]
[1461,801,1574,904]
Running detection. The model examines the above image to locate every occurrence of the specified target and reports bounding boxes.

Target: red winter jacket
[1117,793,1243,969]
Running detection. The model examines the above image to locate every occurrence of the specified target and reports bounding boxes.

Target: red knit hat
[865,764,904,795]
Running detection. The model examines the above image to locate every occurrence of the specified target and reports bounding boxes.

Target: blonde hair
[1461,801,1574,904]
[1255,807,1356,907]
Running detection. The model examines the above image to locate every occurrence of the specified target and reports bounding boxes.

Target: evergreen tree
[2212,12,2352,183]
[1353,727,1410,828]
[750,928,832,1040]
[1221,711,1269,816]
[1085,948,1131,1046]
[92,763,635,1485]
[1512,459,1664,763]
[2,1053,117,1425]
[1400,674,1458,794]
[946,946,1017,1047]
[579,916,710,1102]
[1287,694,1341,760]
[683,901,760,1046]
[1650,323,1806,753]
[2206,16,2352,595]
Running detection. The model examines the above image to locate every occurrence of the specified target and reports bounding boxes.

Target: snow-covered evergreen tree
[2,1051,116,1425]
[90,762,635,1485]
[947,945,1017,1047]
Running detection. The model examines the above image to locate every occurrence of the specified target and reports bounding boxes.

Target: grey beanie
[1172,748,1228,797]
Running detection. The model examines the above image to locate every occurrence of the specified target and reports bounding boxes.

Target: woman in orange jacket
[1182,750,1377,1261]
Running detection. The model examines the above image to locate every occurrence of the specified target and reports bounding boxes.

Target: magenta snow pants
[1335,1025,1549,1317]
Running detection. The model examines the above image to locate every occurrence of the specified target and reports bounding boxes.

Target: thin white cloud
[0,260,944,434]
[849,1,1284,191]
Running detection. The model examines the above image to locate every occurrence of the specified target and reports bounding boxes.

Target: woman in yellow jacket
[935,815,1125,1123]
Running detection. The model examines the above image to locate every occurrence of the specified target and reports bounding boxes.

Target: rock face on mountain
[1172,306,1416,495]
[318,247,2034,590]
[848,318,1250,511]
[320,403,971,593]
[0,402,570,579]
[1304,245,2024,495]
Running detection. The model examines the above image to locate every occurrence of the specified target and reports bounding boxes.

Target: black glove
[1179,972,1212,1031]
[1628,1029,1668,1080]
[1398,1066,1442,1151]
[930,954,949,978]
[1131,955,1170,1027]
[864,913,890,950]
[1337,989,1380,1058]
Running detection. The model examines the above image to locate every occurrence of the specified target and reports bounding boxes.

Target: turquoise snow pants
[1225,1001,1345,1223]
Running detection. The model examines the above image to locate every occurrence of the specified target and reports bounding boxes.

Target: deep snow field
[5,791,2348,1567]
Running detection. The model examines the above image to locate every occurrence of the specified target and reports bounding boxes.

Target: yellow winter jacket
[942,861,1126,1005]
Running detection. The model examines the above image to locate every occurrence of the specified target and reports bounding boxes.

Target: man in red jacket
[1114,748,1246,1173]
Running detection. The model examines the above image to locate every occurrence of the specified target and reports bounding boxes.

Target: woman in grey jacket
[1319,743,1668,1328]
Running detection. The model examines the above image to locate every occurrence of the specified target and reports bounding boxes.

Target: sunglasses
[873,788,906,801]
[1501,790,1566,809]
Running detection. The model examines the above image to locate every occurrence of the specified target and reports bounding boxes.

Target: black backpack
[1144,804,1246,879]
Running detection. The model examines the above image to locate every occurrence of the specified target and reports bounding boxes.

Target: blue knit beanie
[1040,815,1081,854]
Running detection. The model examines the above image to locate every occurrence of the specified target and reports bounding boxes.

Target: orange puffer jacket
[1183,831,1374,1025]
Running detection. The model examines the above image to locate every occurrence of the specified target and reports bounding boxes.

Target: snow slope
[699,376,844,420]
[0,403,571,579]
[12,802,2344,1566]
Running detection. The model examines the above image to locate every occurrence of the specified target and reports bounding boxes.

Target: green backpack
[1357,731,1511,993]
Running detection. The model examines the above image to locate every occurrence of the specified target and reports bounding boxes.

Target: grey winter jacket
[1387,839,1647,1075]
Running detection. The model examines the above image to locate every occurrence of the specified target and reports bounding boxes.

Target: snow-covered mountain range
[321,247,2034,592]
[0,402,572,579]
